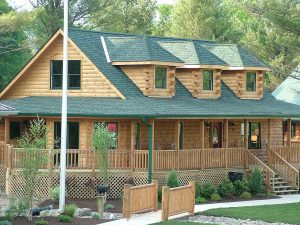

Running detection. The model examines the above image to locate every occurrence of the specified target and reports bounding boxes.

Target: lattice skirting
[8,168,245,200]
[0,165,6,194]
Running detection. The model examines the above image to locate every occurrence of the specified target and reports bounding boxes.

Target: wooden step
[274,189,298,195]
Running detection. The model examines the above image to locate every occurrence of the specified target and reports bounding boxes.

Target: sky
[8,0,176,11]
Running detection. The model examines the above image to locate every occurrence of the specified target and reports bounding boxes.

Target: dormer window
[246,72,256,92]
[51,60,81,90]
[203,70,214,91]
[155,67,167,89]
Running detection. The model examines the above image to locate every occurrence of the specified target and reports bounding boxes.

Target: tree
[89,0,157,34]
[17,118,48,221]
[153,4,173,36]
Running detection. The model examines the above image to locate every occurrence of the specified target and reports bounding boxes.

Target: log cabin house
[0,28,300,198]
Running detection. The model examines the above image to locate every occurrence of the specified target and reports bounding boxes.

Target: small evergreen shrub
[105,204,114,210]
[210,193,221,201]
[217,178,234,198]
[0,221,12,225]
[63,204,77,218]
[201,182,216,199]
[58,215,72,223]
[92,212,101,219]
[234,179,248,196]
[195,182,201,198]
[249,167,263,194]
[35,219,49,225]
[240,191,252,200]
[195,197,207,204]
[167,170,180,188]
[51,187,67,203]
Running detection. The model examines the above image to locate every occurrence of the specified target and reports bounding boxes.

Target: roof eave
[111,61,184,67]
[178,64,227,69]
[228,66,271,71]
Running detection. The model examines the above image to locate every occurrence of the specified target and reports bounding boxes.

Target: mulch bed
[39,198,122,213]
[11,217,111,225]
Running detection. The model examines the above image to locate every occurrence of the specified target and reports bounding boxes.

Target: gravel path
[187,215,292,225]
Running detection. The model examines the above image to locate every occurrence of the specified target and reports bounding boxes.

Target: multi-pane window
[10,121,21,139]
[51,60,81,90]
[248,122,261,149]
[246,72,256,92]
[155,67,167,89]
[95,122,118,149]
[203,70,214,90]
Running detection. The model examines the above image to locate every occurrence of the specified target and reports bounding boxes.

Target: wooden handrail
[270,149,299,190]
[244,149,275,190]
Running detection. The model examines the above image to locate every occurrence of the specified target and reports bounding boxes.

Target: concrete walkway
[100,194,300,225]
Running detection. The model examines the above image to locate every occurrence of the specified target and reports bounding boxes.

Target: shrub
[201,182,216,199]
[105,204,114,210]
[240,191,252,200]
[63,204,77,218]
[249,167,263,194]
[217,178,234,198]
[5,197,29,218]
[51,187,67,203]
[234,179,248,196]
[167,170,180,188]
[195,197,206,204]
[58,215,72,223]
[35,219,49,225]
[210,193,221,201]
[195,182,201,198]
[92,212,101,219]
[0,221,12,225]
[4,210,13,221]
[158,187,162,203]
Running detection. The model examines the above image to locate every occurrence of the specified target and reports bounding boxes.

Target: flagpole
[59,0,68,211]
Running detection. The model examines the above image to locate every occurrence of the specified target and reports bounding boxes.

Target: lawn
[202,202,300,224]
[152,221,217,225]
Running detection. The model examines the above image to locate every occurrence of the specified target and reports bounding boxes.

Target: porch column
[209,122,213,148]
[244,119,248,149]
[4,117,10,145]
[287,118,292,146]
[224,119,229,149]
[142,118,154,183]
[267,119,271,160]
[130,120,136,171]
[175,120,180,171]
[200,120,205,149]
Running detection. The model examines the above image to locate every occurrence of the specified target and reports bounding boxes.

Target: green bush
[240,191,252,200]
[58,215,72,223]
[210,193,221,201]
[195,197,207,204]
[92,212,101,219]
[158,187,162,203]
[0,221,12,225]
[201,182,216,199]
[63,204,77,218]
[4,210,13,222]
[217,178,234,198]
[51,187,67,203]
[5,197,29,218]
[167,170,180,188]
[105,204,114,210]
[195,182,201,198]
[35,219,49,225]
[234,179,248,196]
[249,167,263,194]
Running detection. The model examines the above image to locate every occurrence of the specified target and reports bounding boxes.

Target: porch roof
[0,103,18,116]
[1,81,300,118]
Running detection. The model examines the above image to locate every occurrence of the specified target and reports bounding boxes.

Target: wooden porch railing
[244,149,275,190]
[0,145,5,165]
[273,145,300,164]
[269,149,299,190]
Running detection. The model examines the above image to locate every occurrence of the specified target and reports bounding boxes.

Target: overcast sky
[8,0,176,11]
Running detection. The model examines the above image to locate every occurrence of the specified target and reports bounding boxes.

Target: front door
[212,122,223,148]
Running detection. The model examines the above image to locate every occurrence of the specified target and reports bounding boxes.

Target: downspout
[142,118,153,184]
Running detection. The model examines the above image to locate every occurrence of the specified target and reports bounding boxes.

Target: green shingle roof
[0,103,17,116]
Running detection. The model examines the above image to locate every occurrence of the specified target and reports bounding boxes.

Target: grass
[202,202,300,224]
[152,221,217,225]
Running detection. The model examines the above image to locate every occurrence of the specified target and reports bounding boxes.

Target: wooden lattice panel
[132,172,148,186]
[0,165,6,193]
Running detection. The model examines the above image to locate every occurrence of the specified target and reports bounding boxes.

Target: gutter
[142,117,153,184]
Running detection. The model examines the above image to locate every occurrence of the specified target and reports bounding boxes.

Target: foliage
[195,197,207,204]
[158,187,162,203]
[63,204,77,218]
[234,179,249,196]
[166,170,180,188]
[5,197,29,218]
[35,219,49,225]
[50,187,60,203]
[92,123,116,183]
[104,204,114,210]
[201,182,216,199]
[248,167,263,194]
[240,191,252,200]
[0,221,12,225]
[153,4,173,36]
[210,193,221,201]
[92,212,101,219]
[195,182,201,198]
[217,178,235,198]
[17,118,48,221]
[58,214,72,223]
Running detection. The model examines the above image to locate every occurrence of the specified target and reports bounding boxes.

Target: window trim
[154,66,168,89]
[50,60,82,90]
[203,70,214,91]
[246,72,256,92]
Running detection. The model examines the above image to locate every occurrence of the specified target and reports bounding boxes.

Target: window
[179,122,183,150]
[155,67,167,89]
[51,60,81,89]
[246,72,256,92]
[10,121,21,139]
[95,122,118,149]
[203,70,214,90]
[248,122,261,149]
[135,123,141,150]
[54,122,80,149]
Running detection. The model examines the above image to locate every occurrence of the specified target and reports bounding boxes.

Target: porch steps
[269,174,298,195]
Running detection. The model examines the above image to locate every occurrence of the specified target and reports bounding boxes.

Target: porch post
[244,119,248,149]
[142,118,154,184]
[287,118,291,147]
[130,120,136,171]
[4,117,10,145]
[175,120,180,171]
[209,122,213,148]
[224,119,229,149]
[267,119,271,161]
[200,120,205,149]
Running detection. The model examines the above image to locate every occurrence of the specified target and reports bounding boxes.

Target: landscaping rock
[74,208,92,217]
[39,209,60,217]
